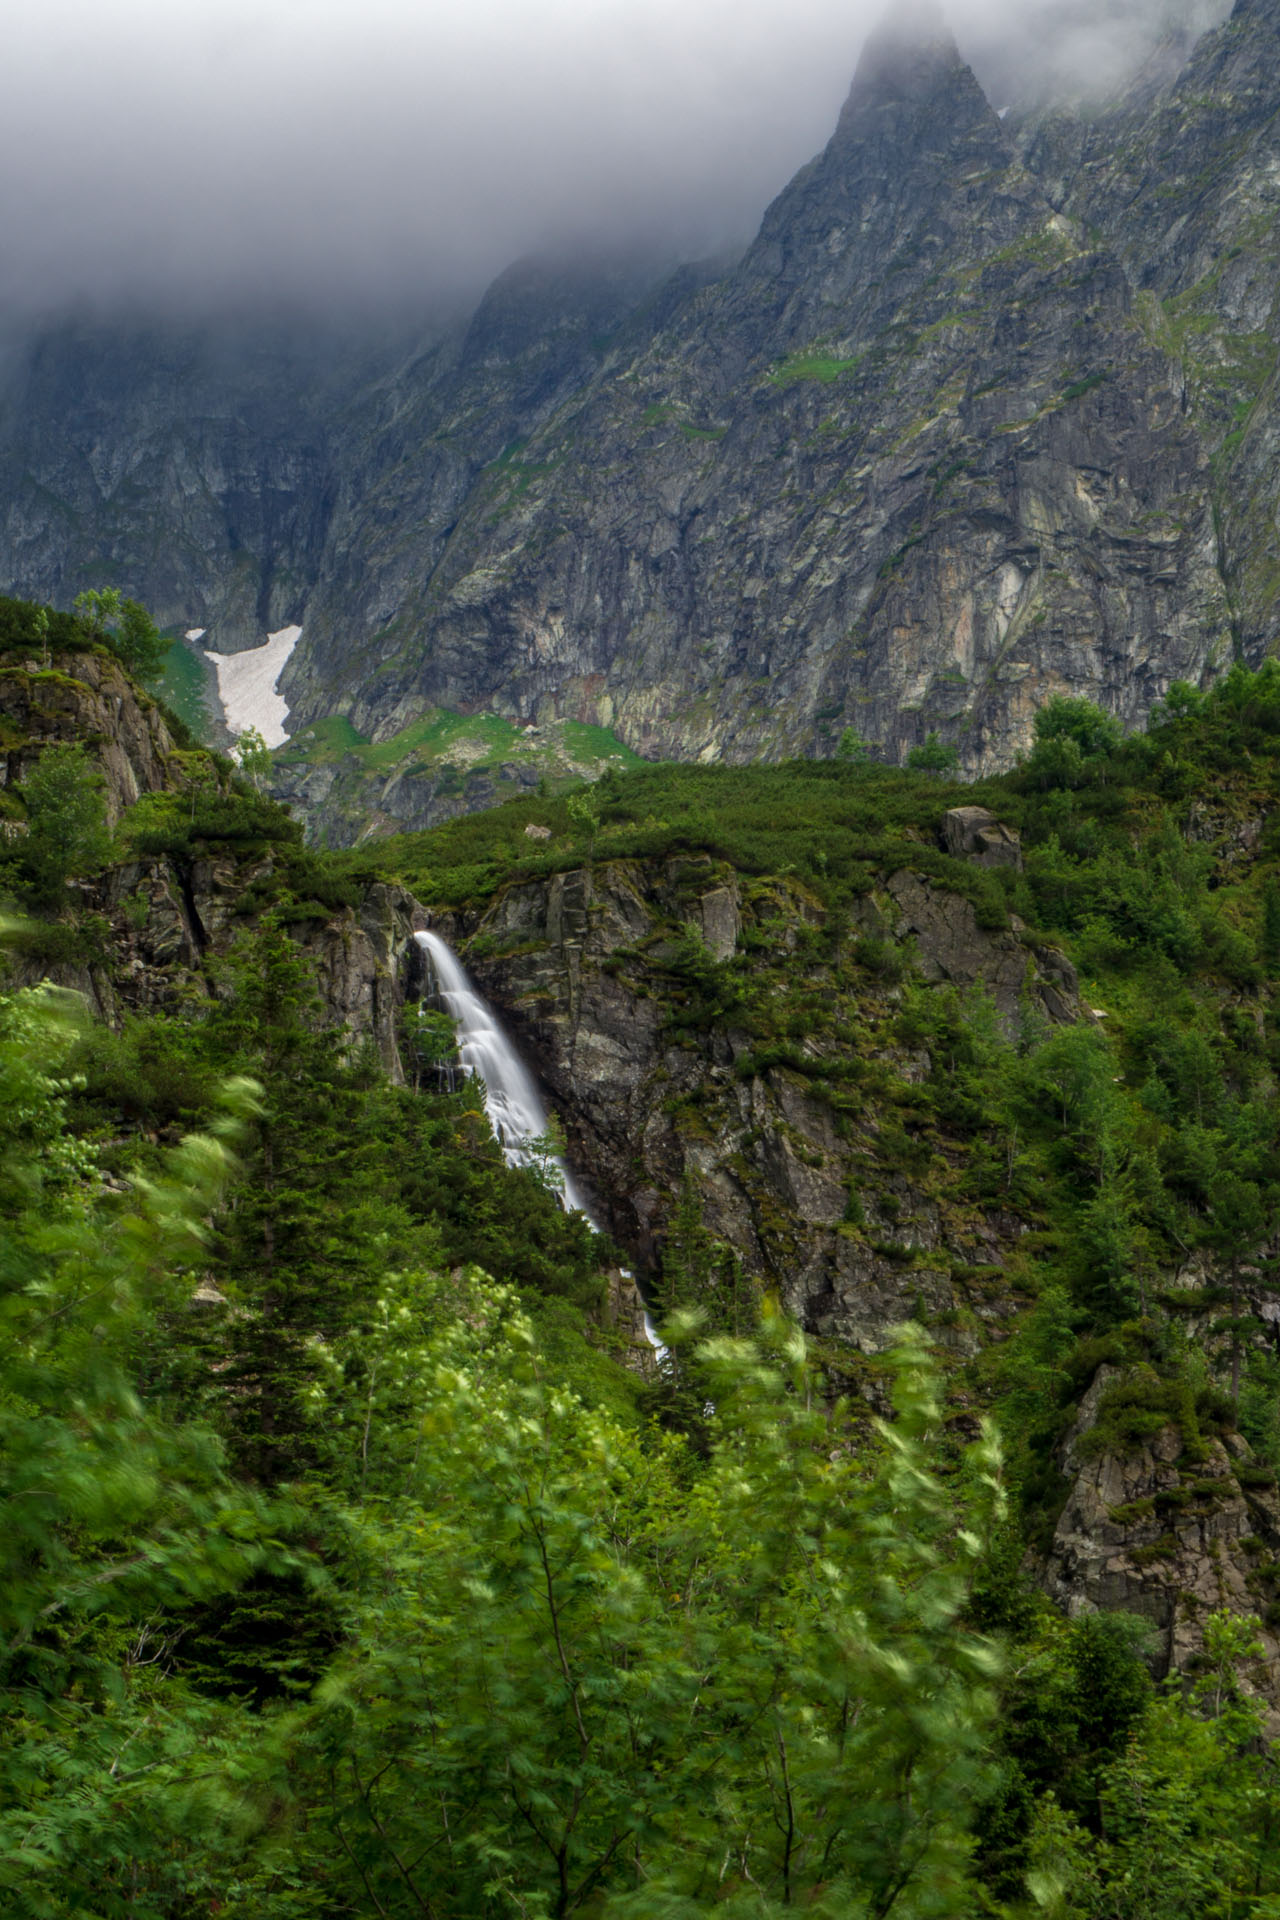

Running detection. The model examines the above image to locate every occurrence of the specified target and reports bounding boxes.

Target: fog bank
[0,0,1232,317]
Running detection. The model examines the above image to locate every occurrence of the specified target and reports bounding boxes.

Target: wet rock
[600,1269,661,1377]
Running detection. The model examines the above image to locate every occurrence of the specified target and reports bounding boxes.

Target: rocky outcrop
[0,650,177,823]
[600,1268,662,1377]
[452,852,1064,1344]
[9,849,423,1079]
[884,870,1078,1028]
[1046,1365,1280,1723]
[0,263,670,662]
[0,651,424,1071]
[942,806,1023,870]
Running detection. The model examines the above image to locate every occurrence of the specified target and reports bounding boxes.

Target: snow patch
[184,627,206,642]
[204,625,301,749]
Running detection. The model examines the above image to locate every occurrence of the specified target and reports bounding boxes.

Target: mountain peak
[720,0,1039,356]
[837,1,965,128]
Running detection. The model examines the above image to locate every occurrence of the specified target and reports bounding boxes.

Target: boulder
[942,806,1023,870]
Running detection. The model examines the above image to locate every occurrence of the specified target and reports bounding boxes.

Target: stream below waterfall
[414,932,665,1356]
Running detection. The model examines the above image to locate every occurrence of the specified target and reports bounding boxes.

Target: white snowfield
[184,627,206,642]
[203,626,301,749]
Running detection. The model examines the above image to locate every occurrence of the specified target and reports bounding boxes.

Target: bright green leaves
[3,743,112,908]
[1026,1612,1280,1919]
[233,725,273,790]
[286,1299,1004,1917]
[73,588,168,684]
[907,732,961,776]
[0,981,290,1915]
[1025,697,1124,792]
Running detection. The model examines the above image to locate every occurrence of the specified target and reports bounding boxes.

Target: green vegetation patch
[279,708,528,774]
[340,755,1016,915]
[768,351,864,386]
[14,590,1280,1915]
[560,720,644,767]
[361,711,527,771]
[156,634,219,742]
[277,713,369,764]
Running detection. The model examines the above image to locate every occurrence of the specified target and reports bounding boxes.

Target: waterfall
[414,932,665,1356]
[415,930,590,1212]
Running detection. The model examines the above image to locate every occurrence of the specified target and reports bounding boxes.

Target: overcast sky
[0,0,1231,319]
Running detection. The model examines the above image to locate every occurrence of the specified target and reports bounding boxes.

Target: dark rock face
[0,322,359,651]
[1047,1367,1280,1724]
[2,3,1279,818]
[450,853,1074,1333]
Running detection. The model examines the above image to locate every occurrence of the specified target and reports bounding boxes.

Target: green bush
[1,744,113,908]
[1076,1367,1201,1460]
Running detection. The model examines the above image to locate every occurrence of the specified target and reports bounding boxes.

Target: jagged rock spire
[833,0,996,154]
[837,0,962,126]
[723,0,1040,355]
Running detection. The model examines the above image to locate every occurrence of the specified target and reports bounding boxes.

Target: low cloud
[0,0,1233,318]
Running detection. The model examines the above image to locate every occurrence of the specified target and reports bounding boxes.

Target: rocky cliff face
[1,2,1278,822]
[425,809,1280,1704]
[75,858,423,1083]
[0,647,177,823]
[1048,1364,1280,1721]
[0,651,423,1068]
[437,822,1078,1347]
[0,321,372,652]
[0,263,669,661]
[1017,0,1280,663]
[359,13,1225,781]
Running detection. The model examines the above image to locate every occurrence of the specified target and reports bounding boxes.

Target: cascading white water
[415,930,590,1212]
[414,931,665,1355]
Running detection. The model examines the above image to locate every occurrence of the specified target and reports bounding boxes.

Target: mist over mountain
[0,0,1275,844]
[0,0,1231,316]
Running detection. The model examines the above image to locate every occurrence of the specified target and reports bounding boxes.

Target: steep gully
[414,931,665,1358]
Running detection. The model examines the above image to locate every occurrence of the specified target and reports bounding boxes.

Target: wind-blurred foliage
[0,963,1016,1917]
[11,620,1280,1907]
